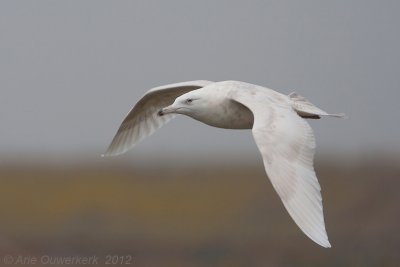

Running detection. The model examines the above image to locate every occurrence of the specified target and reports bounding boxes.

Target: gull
[103,80,344,248]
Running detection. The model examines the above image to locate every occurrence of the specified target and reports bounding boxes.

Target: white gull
[103,80,344,248]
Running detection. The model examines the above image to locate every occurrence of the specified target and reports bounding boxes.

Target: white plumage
[104,80,344,248]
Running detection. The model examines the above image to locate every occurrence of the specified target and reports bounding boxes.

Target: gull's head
[158,90,207,117]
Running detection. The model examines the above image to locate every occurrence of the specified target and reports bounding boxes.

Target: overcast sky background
[1,0,399,162]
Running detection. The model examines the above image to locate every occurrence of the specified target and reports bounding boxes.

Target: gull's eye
[186,98,193,104]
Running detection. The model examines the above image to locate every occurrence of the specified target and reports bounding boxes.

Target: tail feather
[289,92,346,119]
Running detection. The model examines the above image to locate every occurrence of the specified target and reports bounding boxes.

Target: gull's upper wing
[103,80,213,156]
[230,87,331,248]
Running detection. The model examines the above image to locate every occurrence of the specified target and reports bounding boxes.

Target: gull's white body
[104,80,344,248]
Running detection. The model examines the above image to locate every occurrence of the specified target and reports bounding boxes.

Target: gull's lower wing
[103,80,213,156]
[230,88,331,248]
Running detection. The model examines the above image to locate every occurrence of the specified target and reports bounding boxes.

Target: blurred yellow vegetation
[0,160,399,267]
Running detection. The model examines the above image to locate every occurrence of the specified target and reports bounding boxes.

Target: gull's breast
[196,99,254,129]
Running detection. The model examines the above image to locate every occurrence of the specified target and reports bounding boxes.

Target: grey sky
[1,0,399,161]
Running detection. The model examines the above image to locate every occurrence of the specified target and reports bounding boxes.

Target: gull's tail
[289,92,346,119]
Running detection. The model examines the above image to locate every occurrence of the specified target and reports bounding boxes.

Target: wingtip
[322,240,332,248]
[101,152,113,158]
[101,151,116,158]
[101,148,127,158]
[315,236,332,248]
[101,148,114,158]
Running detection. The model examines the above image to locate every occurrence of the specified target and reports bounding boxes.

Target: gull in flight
[103,80,344,248]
